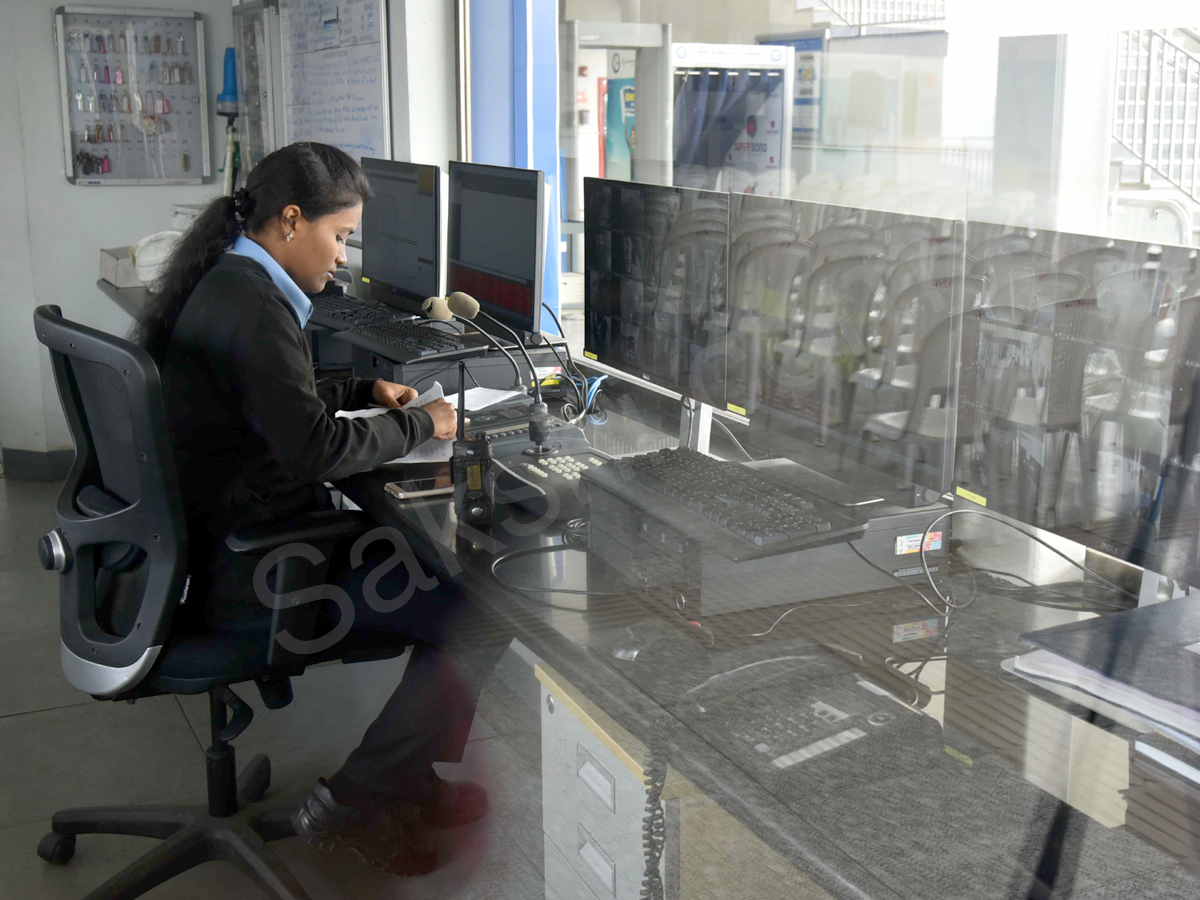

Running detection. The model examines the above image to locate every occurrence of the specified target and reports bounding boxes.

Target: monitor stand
[679,397,712,454]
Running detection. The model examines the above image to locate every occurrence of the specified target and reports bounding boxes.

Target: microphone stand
[453,315,524,391]
[469,309,553,452]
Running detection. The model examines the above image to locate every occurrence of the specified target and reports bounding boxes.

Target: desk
[335,385,1200,900]
[92,281,1200,897]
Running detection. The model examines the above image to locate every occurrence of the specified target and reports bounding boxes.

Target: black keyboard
[584,447,866,561]
[337,319,489,362]
[309,294,398,328]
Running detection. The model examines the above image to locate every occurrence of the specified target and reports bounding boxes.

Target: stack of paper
[333,382,526,464]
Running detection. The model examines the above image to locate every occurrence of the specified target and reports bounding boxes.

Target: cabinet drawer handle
[577,745,616,812]
[577,824,616,895]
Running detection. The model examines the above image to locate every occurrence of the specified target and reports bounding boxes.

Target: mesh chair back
[34,305,187,696]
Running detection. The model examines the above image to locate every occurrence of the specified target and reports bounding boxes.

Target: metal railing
[818,0,945,26]
[1113,29,1200,204]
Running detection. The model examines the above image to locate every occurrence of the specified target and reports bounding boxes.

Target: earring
[286,232,294,242]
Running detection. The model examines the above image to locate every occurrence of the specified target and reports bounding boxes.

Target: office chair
[32,305,409,900]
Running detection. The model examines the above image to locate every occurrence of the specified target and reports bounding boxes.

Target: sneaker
[292,778,437,876]
[419,777,489,829]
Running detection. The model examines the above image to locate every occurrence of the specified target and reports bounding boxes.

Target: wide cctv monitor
[360,158,441,314]
[447,161,544,336]
[954,220,1200,583]
[582,177,729,407]
[737,197,967,505]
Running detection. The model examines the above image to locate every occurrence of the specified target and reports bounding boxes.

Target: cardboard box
[99,247,142,289]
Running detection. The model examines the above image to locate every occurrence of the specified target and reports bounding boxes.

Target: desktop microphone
[422,295,524,391]
[447,291,554,450]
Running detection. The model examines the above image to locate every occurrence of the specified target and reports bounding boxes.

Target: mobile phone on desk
[385,463,454,501]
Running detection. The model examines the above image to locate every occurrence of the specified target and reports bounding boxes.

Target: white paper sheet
[334,382,454,464]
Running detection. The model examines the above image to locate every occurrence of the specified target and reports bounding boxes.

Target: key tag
[120,91,131,113]
[78,62,88,83]
[102,65,110,84]
[86,92,96,113]
[117,32,126,53]
[143,33,151,54]
[149,63,158,84]
[153,33,161,54]
[143,90,154,113]
[182,64,192,84]
[93,65,100,83]
[114,66,123,85]
[101,151,111,174]
[74,90,84,111]
[96,34,105,54]
[176,34,185,55]
[106,124,114,143]
[132,91,143,112]
[158,92,169,114]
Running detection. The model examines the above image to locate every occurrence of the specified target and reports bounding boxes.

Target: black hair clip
[232,187,256,219]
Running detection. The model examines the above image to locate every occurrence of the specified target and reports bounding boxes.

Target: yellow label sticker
[726,403,747,416]
[467,464,482,491]
[944,745,973,766]
[584,351,598,360]
[360,276,371,283]
[955,486,987,507]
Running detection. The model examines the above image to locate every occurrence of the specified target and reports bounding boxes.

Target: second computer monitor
[360,158,441,313]
[447,161,544,336]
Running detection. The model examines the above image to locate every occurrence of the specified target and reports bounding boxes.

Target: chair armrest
[225,510,374,555]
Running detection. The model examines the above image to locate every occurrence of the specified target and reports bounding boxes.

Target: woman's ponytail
[128,194,242,363]
[129,142,372,363]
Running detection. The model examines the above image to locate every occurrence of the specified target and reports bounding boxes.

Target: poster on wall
[278,0,388,162]
[604,50,636,182]
[670,43,794,196]
[54,6,210,185]
[759,30,827,143]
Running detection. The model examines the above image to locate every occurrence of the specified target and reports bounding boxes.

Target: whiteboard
[278,0,389,162]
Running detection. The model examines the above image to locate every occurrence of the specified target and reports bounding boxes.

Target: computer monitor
[446,161,544,336]
[953,221,1200,584]
[582,177,729,407]
[739,198,967,505]
[360,158,441,314]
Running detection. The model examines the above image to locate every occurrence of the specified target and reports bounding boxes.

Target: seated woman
[132,142,491,876]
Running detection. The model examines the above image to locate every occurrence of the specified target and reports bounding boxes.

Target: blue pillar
[470,0,561,334]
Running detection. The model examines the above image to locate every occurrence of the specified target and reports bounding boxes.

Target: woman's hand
[421,398,465,441]
[372,380,418,408]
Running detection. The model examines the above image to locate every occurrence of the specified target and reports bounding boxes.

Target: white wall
[389,0,458,170]
[1,0,234,461]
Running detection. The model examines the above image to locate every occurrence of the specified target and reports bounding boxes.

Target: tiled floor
[0,477,551,899]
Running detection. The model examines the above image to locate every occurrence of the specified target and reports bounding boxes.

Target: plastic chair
[988,271,1084,310]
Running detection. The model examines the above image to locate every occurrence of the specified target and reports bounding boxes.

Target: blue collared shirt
[228,235,313,328]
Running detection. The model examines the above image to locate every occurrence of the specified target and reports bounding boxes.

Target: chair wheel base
[38,832,76,865]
